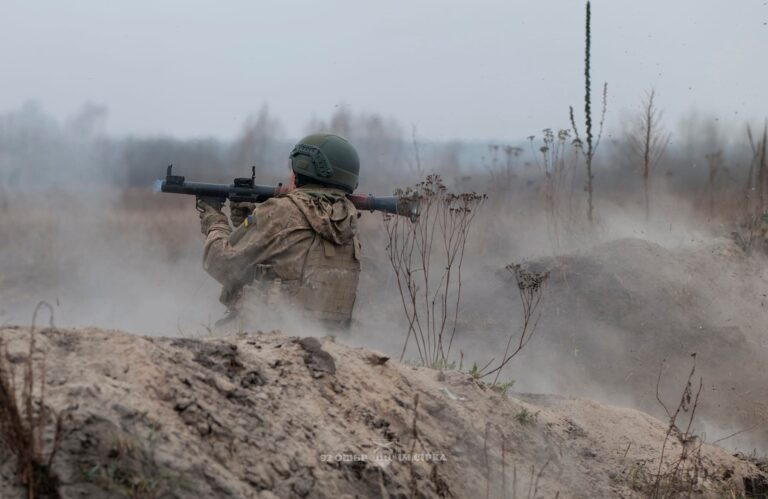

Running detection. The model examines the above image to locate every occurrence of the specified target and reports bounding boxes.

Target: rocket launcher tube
[157,165,419,219]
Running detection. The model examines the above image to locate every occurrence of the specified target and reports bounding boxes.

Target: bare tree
[746,123,768,216]
[407,125,425,180]
[329,105,353,138]
[734,125,768,252]
[628,90,671,222]
[705,151,722,220]
[234,104,282,170]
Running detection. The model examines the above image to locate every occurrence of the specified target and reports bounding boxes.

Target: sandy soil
[454,237,768,453]
[0,326,765,498]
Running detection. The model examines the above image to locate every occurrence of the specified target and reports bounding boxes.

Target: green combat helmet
[290,133,360,193]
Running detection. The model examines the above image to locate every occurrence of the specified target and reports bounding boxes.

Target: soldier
[195,133,362,331]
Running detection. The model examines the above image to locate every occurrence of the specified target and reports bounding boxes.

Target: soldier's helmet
[290,133,360,193]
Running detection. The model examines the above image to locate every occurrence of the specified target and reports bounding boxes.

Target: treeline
[0,100,765,225]
[0,103,425,193]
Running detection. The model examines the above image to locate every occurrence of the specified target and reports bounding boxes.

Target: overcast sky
[1,0,766,141]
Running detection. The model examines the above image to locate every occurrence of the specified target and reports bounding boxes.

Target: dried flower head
[506,264,550,292]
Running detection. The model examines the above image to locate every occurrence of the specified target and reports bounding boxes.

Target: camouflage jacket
[202,185,361,327]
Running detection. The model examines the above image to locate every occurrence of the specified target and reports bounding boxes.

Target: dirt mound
[484,237,768,451]
[1,326,765,498]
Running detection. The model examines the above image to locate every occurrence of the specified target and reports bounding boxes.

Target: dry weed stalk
[383,174,486,366]
[569,0,607,224]
[480,264,549,384]
[487,426,549,499]
[639,354,705,498]
[0,302,64,498]
[527,459,550,499]
[513,461,518,499]
[530,129,578,249]
[732,213,768,254]
[500,429,507,499]
[408,394,418,496]
[483,422,491,499]
[484,143,523,189]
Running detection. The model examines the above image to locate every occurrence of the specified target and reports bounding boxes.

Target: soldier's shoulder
[257,195,301,212]
[251,194,307,226]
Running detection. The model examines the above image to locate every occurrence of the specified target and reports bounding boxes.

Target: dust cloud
[1,102,767,453]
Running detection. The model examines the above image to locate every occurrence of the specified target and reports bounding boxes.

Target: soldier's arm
[201,198,304,286]
[202,224,240,286]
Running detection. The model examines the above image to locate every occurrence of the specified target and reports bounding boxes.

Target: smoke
[0,102,422,334]
[1,101,767,451]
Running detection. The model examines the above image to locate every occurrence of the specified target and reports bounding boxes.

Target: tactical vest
[224,204,361,331]
[294,233,361,328]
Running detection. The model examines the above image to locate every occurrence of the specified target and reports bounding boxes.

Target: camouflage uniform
[200,185,361,331]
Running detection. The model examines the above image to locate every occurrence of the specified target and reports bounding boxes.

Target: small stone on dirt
[297,337,336,375]
[365,352,390,366]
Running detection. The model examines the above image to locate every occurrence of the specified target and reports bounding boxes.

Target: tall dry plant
[383,175,486,366]
[480,264,549,384]
[618,355,708,497]
[0,302,64,498]
[649,355,705,498]
[569,0,607,224]
[629,90,670,222]
[530,129,577,249]
[484,143,523,189]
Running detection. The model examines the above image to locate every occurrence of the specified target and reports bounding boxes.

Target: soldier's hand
[196,196,227,234]
[196,196,224,213]
[230,201,256,227]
